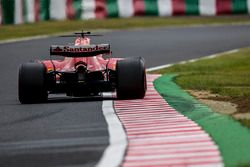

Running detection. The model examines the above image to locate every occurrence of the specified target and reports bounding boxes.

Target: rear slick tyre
[18,63,48,104]
[116,57,146,99]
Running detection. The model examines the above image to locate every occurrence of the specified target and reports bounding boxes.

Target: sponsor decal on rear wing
[50,44,110,57]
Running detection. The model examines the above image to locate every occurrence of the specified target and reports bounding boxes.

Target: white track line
[96,99,127,167]
[0,29,112,44]
[146,49,239,72]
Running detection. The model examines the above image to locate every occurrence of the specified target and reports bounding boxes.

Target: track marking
[96,99,127,167]
[146,49,239,72]
[113,74,223,167]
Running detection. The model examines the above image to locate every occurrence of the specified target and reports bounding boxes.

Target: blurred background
[1,0,249,25]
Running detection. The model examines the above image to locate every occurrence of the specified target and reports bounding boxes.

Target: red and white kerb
[114,75,223,167]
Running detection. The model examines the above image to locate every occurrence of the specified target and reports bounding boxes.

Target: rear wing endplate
[50,44,110,57]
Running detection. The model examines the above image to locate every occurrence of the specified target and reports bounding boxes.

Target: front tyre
[18,63,48,104]
[116,57,146,99]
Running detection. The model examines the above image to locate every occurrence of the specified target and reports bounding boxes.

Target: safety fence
[1,0,250,25]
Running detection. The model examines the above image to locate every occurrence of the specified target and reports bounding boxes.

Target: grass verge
[154,75,250,167]
[1,16,250,41]
[152,47,250,127]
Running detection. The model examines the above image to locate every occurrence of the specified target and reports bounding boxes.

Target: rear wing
[50,44,110,57]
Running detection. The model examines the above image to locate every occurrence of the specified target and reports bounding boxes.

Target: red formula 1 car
[18,31,146,104]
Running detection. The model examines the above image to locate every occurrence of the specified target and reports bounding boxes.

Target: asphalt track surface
[0,25,250,167]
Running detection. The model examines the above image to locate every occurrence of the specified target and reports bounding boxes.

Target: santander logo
[52,45,109,53]
[50,37,110,56]
[63,45,109,52]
